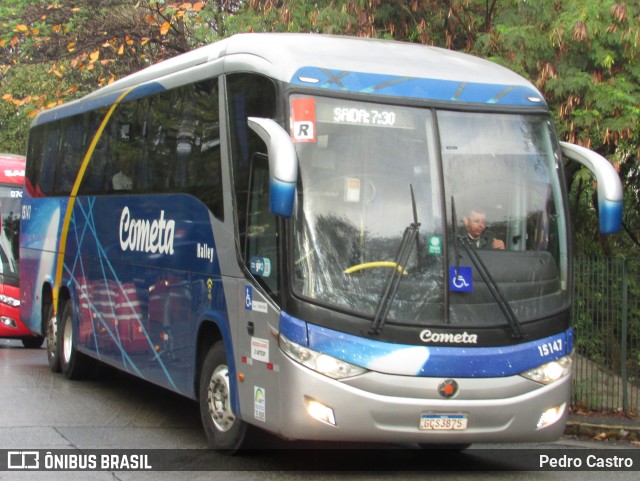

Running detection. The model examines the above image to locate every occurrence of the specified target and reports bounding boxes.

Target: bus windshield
[0,185,22,283]
[291,95,569,328]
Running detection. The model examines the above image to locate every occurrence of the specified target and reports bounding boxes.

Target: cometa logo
[419,329,478,344]
[119,206,176,255]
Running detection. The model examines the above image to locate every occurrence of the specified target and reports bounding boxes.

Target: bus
[0,154,43,348]
[20,34,622,450]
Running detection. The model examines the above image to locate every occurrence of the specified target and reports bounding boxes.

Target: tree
[483,1,640,255]
[2,1,638,255]
[0,1,237,136]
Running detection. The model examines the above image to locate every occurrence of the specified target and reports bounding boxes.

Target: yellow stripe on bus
[53,88,134,314]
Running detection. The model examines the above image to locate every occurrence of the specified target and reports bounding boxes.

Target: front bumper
[275,354,570,444]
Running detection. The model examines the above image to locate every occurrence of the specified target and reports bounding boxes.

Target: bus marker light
[304,397,336,426]
[238,373,245,382]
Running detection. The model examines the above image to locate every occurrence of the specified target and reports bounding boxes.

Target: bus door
[235,152,282,428]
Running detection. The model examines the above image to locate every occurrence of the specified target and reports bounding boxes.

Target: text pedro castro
[539,452,635,470]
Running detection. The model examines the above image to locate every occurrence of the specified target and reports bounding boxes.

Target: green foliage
[477,1,640,256]
[0,62,86,154]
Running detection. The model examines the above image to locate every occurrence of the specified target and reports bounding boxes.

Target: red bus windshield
[0,154,25,283]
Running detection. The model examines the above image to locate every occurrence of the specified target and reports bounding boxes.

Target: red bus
[0,153,43,348]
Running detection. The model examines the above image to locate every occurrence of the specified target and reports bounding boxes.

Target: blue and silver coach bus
[20,34,622,450]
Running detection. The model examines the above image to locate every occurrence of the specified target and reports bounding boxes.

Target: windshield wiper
[370,185,420,335]
[450,197,525,340]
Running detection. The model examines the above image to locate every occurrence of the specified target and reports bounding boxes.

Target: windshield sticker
[250,256,271,277]
[450,266,473,292]
[427,236,442,255]
[291,97,316,142]
[345,178,361,202]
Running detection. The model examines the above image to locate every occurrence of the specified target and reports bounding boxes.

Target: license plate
[419,413,468,431]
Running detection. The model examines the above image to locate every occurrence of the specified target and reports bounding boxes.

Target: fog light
[537,403,566,429]
[1,317,17,328]
[305,396,336,426]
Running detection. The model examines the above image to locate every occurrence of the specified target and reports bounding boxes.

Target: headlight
[521,356,572,384]
[279,334,367,379]
[0,294,20,307]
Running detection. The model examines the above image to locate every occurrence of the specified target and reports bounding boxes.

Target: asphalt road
[0,339,637,480]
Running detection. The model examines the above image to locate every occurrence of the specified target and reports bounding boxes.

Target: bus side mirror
[248,117,298,217]
[560,142,623,234]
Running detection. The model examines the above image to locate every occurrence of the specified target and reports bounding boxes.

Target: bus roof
[0,153,25,185]
[34,34,545,126]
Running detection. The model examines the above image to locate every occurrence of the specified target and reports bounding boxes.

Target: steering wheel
[343,261,408,275]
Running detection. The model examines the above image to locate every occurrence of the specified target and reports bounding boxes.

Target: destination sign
[294,95,416,130]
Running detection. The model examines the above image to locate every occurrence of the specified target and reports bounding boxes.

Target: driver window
[245,154,278,295]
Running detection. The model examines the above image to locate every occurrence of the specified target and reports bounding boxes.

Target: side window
[35,77,223,217]
[226,73,278,293]
[173,79,222,218]
[39,123,60,195]
[246,154,278,294]
[80,108,112,194]
[138,80,223,218]
[147,90,178,192]
[25,124,45,196]
[54,117,86,195]
[110,100,144,192]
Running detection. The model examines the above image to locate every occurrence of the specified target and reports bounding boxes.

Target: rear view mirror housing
[560,141,623,234]
[248,117,298,217]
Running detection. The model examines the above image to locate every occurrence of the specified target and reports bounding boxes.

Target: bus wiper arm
[457,236,525,340]
[370,186,420,335]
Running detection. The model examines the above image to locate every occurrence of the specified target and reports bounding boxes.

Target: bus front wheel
[199,341,248,453]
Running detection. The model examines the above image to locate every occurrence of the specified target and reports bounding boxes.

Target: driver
[462,208,505,250]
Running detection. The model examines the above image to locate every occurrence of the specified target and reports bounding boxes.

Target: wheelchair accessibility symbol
[449,266,473,292]
[245,285,253,310]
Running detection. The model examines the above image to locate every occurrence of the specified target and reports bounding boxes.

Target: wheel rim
[47,315,57,358]
[62,314,73,364]
[207,365,235,432]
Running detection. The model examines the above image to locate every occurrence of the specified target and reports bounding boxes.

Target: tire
[22,335,45,349]
[199,341,248,453]
[45,303,61,373]
[58,300,90,380]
